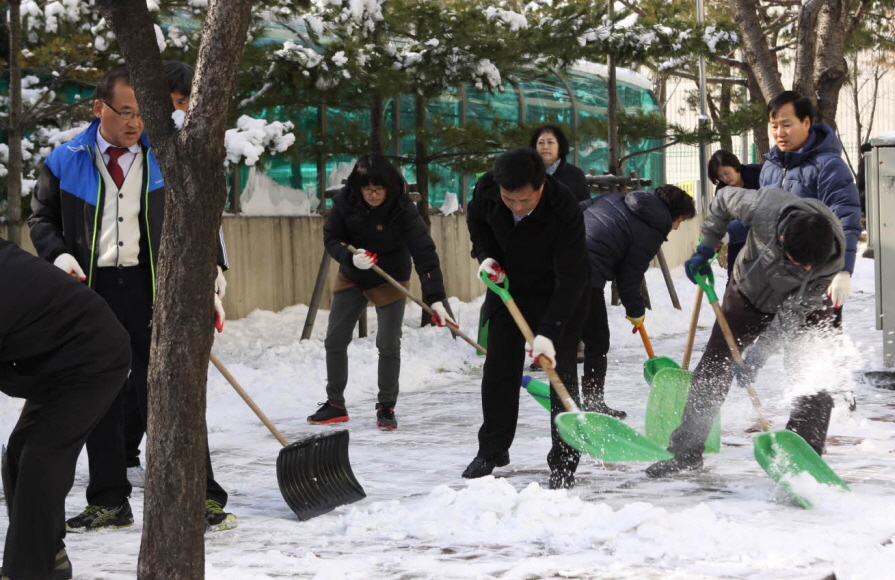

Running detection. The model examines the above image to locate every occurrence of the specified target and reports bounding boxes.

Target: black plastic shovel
[209,352,365,520]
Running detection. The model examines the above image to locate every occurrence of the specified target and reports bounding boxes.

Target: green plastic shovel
[639,325,681,384]
[645,286,722,453]
[521,375,552,410]
[481,271,672,462]
[692,268,849,508]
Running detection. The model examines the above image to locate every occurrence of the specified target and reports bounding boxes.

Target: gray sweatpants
[324,286,405,406]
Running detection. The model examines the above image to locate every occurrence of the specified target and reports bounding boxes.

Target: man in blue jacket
[28,65,234,533]
[760,91,860,316]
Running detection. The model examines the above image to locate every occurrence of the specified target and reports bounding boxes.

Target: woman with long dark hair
[307,155,454,430]
[530,125,590,202]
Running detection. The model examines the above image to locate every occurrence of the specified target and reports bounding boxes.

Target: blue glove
[684,245,715,284]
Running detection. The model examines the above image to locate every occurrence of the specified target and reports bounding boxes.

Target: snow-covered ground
[2,253,894,580]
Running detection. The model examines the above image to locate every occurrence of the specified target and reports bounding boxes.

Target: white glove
[478,257,505,283]
[430,301,458,328]
[528,334,556,368]
[53,253,86,281]
[828,271,851,307]
[213,293,226,333]
[214,265,227,299]
[352,248,378,270]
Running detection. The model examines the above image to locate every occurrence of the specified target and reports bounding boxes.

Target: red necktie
[106,146,128,189]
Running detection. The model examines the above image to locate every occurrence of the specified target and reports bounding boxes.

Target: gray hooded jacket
[700,186,845,315]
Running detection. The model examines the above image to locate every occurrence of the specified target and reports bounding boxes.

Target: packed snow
[1,252,894,580]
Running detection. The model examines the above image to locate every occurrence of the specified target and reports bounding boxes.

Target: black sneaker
[0,548,72,580]
[375,402,398,431]
[645,453,703,479]
[205,499,238,532]
[66,501,133,533]
[548,471,576,490]
[307,401,349,424]
[461,451,510,478]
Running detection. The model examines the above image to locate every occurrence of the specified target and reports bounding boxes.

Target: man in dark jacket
[464,148,589,490]
[28,65,235,533]
[760,91,860,316]
[579,186,696,418]
[0,237,130,580]
[646,186,846,478]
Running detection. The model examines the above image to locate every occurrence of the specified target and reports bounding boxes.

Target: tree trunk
[745,66,771,158]
[792,0,825,103]
[607,53,620,176]
[95,1,253,579]
[720,82,733,153]
[413,92,431,227]
[729,0,784,102]
[813,0,849,128]
[6,0,24,246]
[370,93,384,154]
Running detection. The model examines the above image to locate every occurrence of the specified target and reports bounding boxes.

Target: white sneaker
[127,465,146,488]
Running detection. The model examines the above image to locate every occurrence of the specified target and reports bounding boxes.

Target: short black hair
[707,150,742,185]
[347,154,404,202]
[654,185,696,221]
[529,125,570,160]
[768,90,813,124]
[782,211,836,266]
[493,148,546,191]
[94,66,130,102]
[163,61,194,96]
[861,142,873,154]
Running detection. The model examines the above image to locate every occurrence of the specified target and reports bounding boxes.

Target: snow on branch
[224,115,297,167]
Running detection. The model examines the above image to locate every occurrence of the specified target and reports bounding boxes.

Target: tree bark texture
[413,92,431,227]
[814,0,849,128]
[746,67,771,158]
[6,0,24,246]
[729,0,784,103]
[792,0,825,102]
[370,93,384,154]
[607,53,620,176]
[95,1,253,579]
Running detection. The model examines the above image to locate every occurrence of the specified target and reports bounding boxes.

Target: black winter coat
[0,237,131,398]
[580,191,672,318]
[324,185,446,305]
[467,173,588,342]
[551,160,590,202]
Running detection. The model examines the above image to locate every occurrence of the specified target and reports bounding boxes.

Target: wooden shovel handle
[682,288,704,371]
[709,302,770,431]
[345,244,487,355]
[637,325,656,359]
[209,352,290,447]
[502,298,581,413]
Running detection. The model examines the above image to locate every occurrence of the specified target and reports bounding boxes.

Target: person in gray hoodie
[646,186,845,478]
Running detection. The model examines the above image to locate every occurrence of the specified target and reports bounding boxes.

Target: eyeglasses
[101,101,142,121]
[361,186,387,196]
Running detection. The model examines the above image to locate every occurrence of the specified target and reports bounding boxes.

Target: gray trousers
[324,286,405,406]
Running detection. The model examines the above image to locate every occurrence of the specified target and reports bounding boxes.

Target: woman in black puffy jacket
[307,154,453,430]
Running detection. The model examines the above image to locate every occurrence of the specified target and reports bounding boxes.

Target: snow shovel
[521,375,552,411]
[691,271,849,508]
[645,286,722,453]
[345,244,486,355]
[638,324,680,385]
[209,352,366,520]
[480,272,672,462]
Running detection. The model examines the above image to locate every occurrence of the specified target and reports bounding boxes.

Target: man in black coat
[579,186,696,418]
[464,148,589,489]
[0,237,130,580]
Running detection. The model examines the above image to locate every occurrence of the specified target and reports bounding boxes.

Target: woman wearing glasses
[307,154,454,430]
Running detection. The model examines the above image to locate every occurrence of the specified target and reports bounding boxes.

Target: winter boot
[66,500,134,533]
[548,468,576,490]
[580,375,626,419]
[645,452,703,478]
[205,499,238,532]
[461,451,510,478]
[307,401,349,424]
[375,402,398,431]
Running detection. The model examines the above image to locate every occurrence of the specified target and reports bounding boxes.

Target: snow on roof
[871,132,895,146]
[572,60,654,92]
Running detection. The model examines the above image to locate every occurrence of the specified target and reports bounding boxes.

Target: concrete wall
[2,213,703,321]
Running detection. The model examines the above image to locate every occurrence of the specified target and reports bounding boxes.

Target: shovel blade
[554,411,673,462]
[645,368,721,453]
[643,356,680,385]
[521,375,552,411]
[753,430,849,509]
[276,429,366,521]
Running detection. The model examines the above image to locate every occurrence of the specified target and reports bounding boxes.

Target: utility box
[867,137,895,367]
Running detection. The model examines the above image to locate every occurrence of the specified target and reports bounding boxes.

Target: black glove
[684,245,715,284]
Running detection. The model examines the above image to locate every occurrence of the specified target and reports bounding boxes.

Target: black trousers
[3,369,126,579]
[668,283,836,458]
[89,266,228,507]
[477,291,587,475]
[581,284,610,384]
